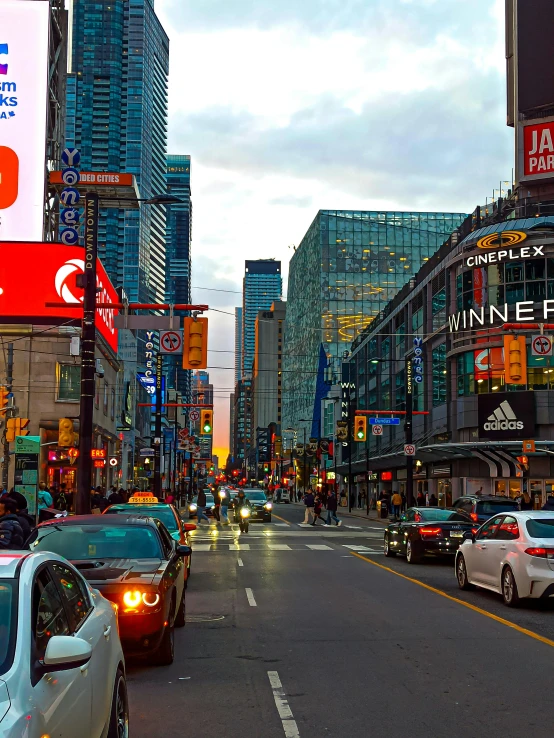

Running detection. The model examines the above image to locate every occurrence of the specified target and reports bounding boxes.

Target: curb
[287,501,389,526]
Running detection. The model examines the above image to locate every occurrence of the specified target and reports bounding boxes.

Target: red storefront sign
[50,171,134,187]
[523,121,554,177]
[0,243,118,352]
[91,449,106,459]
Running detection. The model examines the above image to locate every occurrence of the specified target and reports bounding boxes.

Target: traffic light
[0,387,9,414]
[6,417,29,443]
[58,417,75,447]
[504,335,527,385]
[354,415,367,442]
[200,409,213,435]
[183,317,208,370]
[336,421,348,441]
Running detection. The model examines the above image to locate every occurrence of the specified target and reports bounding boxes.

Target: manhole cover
[186,614,226,623]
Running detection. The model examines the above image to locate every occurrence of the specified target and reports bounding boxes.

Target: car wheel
[384,533,396,557]
[406,539,422,564]
[155,601,175,665]
[502,566,521,607]
[175,587,186,628]
[456,554,474,590]
[107,669,129,738]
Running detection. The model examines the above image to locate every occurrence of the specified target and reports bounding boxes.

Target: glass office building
[165,155,192,399]
[282,210,467,436]
[66,0,169,308]
[242,261,282,376]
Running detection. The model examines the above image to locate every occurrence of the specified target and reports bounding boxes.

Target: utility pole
[76,193,99,515]
[1,343,14,490]
[154,353,163,497]
[405,356,414,507]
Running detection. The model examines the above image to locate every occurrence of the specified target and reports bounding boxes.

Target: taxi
[104,492,195,583]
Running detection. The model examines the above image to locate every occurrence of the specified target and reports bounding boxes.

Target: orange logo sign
[0,147,19,209]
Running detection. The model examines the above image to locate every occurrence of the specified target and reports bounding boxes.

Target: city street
[127,507,554,738]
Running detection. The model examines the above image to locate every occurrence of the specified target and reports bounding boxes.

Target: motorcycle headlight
[240,507,251,518]
[189,503,197,511]
[264,502,273,510]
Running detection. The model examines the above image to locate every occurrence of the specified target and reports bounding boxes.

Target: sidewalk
[286,501,389,525]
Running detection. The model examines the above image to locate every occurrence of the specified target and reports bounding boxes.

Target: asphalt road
[127,503,554,737]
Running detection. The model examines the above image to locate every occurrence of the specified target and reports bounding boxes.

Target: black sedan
[384,507,476,564]
[28,514,190,665]
[239,489,272,522]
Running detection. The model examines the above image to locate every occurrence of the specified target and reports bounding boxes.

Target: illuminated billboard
[0,1,49,241]
[0,242,119,353]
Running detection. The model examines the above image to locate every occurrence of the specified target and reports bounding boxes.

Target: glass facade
[242,261,282,376]
[282,210,466,436]
[66,0,169,336]
[165,155,192,400]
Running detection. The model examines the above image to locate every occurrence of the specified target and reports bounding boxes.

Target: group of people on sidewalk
[302,490,342,527]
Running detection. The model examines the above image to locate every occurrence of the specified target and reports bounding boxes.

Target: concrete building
[252,301,286,432]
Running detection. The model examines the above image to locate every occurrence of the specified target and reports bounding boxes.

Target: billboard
[478,391,535,441]
[521,119,554,180]
[50,172,134,187]
[0,1,50,241]
[0,242,118,352]
[516,0,554,115]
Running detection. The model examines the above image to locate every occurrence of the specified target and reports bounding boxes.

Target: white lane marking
[297,523,313,527]
[269,544,292,550]
[343,545,373,552]
[267,671,300,738]
[345,525,362,529]
[307,544,332,550]
[237,558,244,567]
[245,588,257,606]
[191,545,212,551]
[229,544,251,550]
[274,523,290,527]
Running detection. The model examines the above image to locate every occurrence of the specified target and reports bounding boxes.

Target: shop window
[506,283,524,305]
[57,364,80,402]
[488,286,504,306]
[487,263,504,286]
[506,262,524,283]
[432,343,447,406]
[525,259,545,281]
[526,281,546,301]
[412,308,423,334]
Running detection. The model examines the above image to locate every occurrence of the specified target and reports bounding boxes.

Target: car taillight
[470,513,479,522]
[525,547,554,558]
[420,527,443,538]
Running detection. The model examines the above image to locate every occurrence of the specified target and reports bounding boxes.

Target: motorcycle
[239,506,251,533]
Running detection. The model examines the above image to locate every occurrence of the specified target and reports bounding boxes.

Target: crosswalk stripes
[268,544,292,550]
[345,526,362,530]
[306,544,333,550]
[192,543,384,553]
[343,545,374,552]
[229,544,251,550]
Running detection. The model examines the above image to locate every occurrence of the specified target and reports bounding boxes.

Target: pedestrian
[196,488,210,524]
[5,496,34,540]
[521,491,533,510]
[165,491,175,505]
[0,497,25,549]
[303,490,315,524]
[312,493,326,526]
[37,482,54,522]
[54,483,72,512]
[429,493,438,507]
[416,490,425,507]
[219,489,229,524]
[401,491,407,512]
[391,491,402,520]
[325,490,342,526]
[542,494,554,511]
[340,489,346,507]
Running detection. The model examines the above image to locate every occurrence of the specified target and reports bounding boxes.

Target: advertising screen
[0,242,119,353]
[0,1,49,241]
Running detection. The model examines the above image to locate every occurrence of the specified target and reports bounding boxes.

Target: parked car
[450,495,520,525]
[29,514,190,664]
[0,550,128,738]
[384,507,475,563]
[456,511,554,606]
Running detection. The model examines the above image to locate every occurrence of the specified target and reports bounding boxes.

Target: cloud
[269,194,313,208]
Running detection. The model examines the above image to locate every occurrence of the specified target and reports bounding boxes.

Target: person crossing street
[303,490,315,524]
[325,490,342,526]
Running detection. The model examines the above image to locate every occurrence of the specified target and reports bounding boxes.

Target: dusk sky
[155,0,513,463]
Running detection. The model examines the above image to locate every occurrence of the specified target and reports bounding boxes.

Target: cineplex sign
[449,301,554,332]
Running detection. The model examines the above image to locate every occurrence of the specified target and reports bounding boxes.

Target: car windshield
[245,491,267,502]
[526,518,554,538]
[29,524,163,560]
[417,509,470,522]
[0,580,16,677]
[477,500,519,515]
[106,505,178,532]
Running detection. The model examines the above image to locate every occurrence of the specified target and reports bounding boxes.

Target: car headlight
[264,502,272,510]
[122,589,161,612]
[240,507,251,518]
[189,503,197,511]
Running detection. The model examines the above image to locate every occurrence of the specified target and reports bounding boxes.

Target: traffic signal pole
[76,193,99,515]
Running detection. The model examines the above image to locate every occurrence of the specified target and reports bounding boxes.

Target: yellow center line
[271,513,291,525]
[350,551,554,649]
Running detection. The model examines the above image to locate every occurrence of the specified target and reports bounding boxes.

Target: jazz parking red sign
[523,121,554,178]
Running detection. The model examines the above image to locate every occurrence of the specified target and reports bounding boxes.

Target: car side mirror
[184,523,197,532]
[41,635,92,673]
[176,544,192,557]
[463,530,475,543]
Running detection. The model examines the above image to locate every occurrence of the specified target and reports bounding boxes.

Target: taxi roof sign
[129,493,158,504]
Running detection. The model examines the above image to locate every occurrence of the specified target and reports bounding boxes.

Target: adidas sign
[483,400,524,432]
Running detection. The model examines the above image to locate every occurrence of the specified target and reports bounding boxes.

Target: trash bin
[376,500,388,519]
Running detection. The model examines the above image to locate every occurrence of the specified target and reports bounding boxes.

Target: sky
[155,0,513,463]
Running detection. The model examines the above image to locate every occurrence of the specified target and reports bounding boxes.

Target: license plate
[450,531,464,538]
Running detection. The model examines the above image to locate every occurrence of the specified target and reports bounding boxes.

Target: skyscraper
[165,155,192,399]
[65,0,169,307]
[234,307,243,384]
[242,260,282,377]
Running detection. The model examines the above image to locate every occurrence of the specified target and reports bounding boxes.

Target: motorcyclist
[232,490,252,522]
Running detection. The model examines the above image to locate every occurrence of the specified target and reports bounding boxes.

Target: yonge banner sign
[449,300,554,332]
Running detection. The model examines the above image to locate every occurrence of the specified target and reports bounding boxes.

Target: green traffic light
[203,423,212,433]
[357,430,364,439]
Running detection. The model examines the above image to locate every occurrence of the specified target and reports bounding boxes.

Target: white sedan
[455,511,554,607]
[0,551,129,737]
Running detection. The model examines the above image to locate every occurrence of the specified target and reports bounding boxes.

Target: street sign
[189,409,200,422]
[523,439,536,453]
[159,330,183,354]
[404,444,416,456]
[114,315,178,330]
[531,335,553,356]
[140,447,155,456]
[372,425,383,436]
[109,457,118,467]
[14,435,40,454]
[369,417,400,426]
